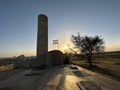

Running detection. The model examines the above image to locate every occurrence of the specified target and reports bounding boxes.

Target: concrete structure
[35,14,65,68]
[32,50,65,69]
[37,14,48,57]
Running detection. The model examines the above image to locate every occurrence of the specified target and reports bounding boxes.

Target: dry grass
[0,64,14,72]
[71,52,120,81]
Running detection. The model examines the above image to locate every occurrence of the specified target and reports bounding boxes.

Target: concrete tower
[37,14,48,56]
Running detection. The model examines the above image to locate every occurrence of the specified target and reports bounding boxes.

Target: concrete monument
[32,14,66,69]
[37,14,48,57]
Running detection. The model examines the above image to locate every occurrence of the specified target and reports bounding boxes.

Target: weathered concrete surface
[37,14,48,56]
[32,50,65,68]
[0,65,120,90]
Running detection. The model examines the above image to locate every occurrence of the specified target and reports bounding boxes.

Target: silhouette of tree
[71,33,105,67]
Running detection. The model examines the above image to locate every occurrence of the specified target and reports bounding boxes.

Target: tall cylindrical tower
[37,14,48,56]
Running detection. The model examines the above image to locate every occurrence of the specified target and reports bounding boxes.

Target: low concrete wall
[31,50,65,69]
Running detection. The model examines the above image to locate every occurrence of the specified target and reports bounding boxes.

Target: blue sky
[0,0,120,57]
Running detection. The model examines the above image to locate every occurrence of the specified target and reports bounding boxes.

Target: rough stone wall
[14,59,31,68]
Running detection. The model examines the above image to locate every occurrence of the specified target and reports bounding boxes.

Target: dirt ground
[0,69,25,81]
[72,54,120,81]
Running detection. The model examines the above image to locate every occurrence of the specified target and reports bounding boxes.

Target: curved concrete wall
[32,50,65,69]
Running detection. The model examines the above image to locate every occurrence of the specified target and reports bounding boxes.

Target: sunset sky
[0,0,120,57]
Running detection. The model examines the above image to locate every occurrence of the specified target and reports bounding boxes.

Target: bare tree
[71,33,105,67]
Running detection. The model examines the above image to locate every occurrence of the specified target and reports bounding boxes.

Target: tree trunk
[87,53,93,67]
[88,58,92,67]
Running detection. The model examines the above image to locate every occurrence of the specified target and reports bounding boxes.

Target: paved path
[0,65,120,90]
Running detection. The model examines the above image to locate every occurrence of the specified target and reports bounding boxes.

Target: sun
[64,45,70,50]
[63,45,71,53]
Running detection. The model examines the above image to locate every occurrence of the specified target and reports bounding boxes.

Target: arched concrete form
[48,50,64,65]
[31,50,65,69]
